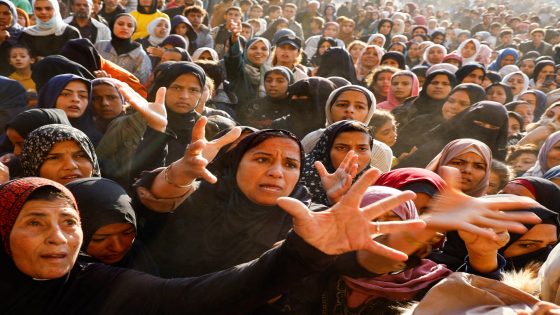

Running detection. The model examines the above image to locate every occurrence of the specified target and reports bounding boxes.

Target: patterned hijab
[301,120,372,205]
[20,124,100,178]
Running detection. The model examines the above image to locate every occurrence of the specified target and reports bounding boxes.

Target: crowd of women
[3,0,560,313]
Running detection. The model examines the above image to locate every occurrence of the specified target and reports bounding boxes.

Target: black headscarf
[310,37,338,66]
[450,101,509,160]
[6,109,71,138]
[136,0,157,14]
[449,83,487,105]
[508,177,560,214]
[110,13,141,55]
[328,76,351,88]
[301,120,372,205]
[381,51,406,70]
[486,82,514,104]
[20,124,101,178]
[533,60,555,82]
[31,56,95,93]
[315,47,359,84]
[0,77,27,109]
[148,61,205,142]
[455,63,486,83]
[60,38,102,73]
[36,74,102,145]
[376,18,393,49]
[67,178,136,249]
[144,129,318,277]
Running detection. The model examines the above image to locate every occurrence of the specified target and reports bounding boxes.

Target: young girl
[456,38,481,64]
[377,70,419,111]
[8,45,35,92]
[422,44,447,66]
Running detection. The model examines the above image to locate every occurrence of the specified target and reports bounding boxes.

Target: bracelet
[163,163,192,189]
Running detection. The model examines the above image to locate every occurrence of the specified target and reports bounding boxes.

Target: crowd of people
[2,0,560,313]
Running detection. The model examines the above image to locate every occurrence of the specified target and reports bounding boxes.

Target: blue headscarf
[37,74,102,145]
[0,0,23,41]
[543,165,560,181]
[488,48,519,71]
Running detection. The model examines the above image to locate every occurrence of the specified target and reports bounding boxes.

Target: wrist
[164,162,195,188]
[466,249,498,273]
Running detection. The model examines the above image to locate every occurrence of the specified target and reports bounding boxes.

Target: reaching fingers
[210,126,242,148]
[362,190,416,220]
[438,166,461,192]
[314,161,328,178]
[368,220,426,235]
[277,197,313,223]
[470,215,528,235]
[341,168,382,207]
[364,239,409,261]
[338,150,357,172]
[186,139,205,157]
[154,87,166,106]
[480,195,540,211]
[191,116,208,143]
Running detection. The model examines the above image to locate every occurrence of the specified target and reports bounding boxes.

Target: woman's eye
[256,157,268,163]
[90,237,105,243]
[64,219,78,227]
[28,220,41,227]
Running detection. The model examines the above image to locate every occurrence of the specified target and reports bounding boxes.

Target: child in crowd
[8,45,35,92]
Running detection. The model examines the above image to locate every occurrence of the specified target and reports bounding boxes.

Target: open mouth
[259,184,282,192]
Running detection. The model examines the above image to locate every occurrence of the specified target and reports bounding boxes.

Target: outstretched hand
[423,166,541,240]
[315,150,358,203]
[117,82,168,133]
[175,116,241,184]
[278,168,426,260]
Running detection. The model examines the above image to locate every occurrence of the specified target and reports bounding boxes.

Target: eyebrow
[252,151,300,163]
[62,88,88,93]
[94,227,135,237]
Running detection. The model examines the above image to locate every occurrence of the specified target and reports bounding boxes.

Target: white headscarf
[192,47,219,61]
[147,17,170,46]
[367,33,386,48]
[24,0,67,36]
[502,71,530,99]
[456,38,481,64]
[422,43,447,66]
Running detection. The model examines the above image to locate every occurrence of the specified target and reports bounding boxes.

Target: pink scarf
[377,70,419,111]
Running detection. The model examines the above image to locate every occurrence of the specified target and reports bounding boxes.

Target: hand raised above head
[117,83,167,133]
[278,168,426,260]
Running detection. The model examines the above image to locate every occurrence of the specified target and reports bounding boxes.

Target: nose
[346,104,355,113]
[62,156,79,170]
[462,163,472,174]
[108,237,126,253]
[267,161,283,178]
[47,224,68,245]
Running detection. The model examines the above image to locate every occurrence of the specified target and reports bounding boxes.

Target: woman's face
[160,51,183,62]
[34,0,55,22]
[502,224,557,258]
[92,83,124,121]
[236,137,301,206]
[519,59,535,77]
[330,131,371,173]
[500,54,516,67]
[441,90,471,120]
[197,50,213,61]
[546,140,560,170]
[509,152,537,174]
[507,116,522,138]
[371,37,384,47]
[318,41,333,55]
[486,171,501,195]
[432,34,445,44]
[412,192,432,214]
[86,223,135,265]
[461,68,485,85]
[174,23,187,36]
[408,43,419,58]
[275,44,299,66]
[361,47,379,67]
[349,44,365,62]
[461,41,476,58]
[247,40,269,66]
[10,197,82,279]
[330,90,369,122]
[39,140,94,185]
[506,74,525,95]
[374,71,392,97]
[445,151,487,194]
[6,127,25,156]
[426,74,452,100]
[55,81,89,119]
[379,21,392,35]
[544,106,560,125]
[113,15,135,39]
[427,47,445,64]
[537,65,555,83]
[388,44,404,53]
[487,86,508,104]
[374,120,397,147]
[519,93,537,108]
[154,20,169,37]
[165,73,202,114]
[264,72,289,99]
[381,58,400,68]
[391,75,413,100]
[513,103,534,126]
[0,3,13,28]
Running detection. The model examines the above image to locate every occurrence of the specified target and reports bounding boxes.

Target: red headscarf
[0,177,77,255]
[375,167,446,194]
